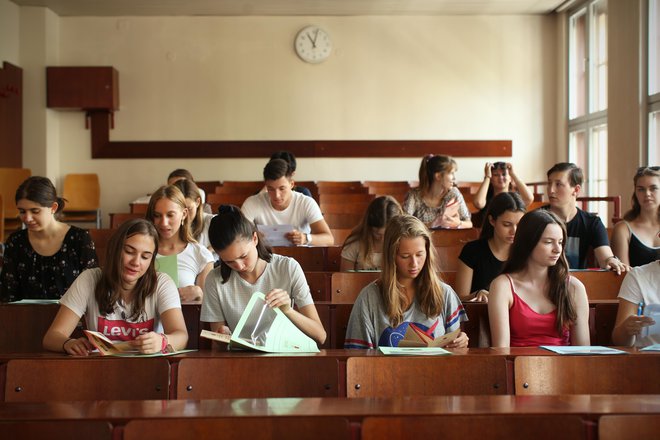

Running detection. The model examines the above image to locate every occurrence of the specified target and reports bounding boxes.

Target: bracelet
[62,338,75,353]
[160,333,169,353]
[605,255,620,264]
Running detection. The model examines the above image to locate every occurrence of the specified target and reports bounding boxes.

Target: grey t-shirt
[201,253,314,330]
[344,280,467,349]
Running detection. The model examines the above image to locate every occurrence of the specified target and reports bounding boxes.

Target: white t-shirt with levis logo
[60,268,181,341]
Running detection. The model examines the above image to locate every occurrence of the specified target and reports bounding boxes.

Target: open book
[430,197,461,229]
[399,325,460,348]
[200,292,320,353]
[83,330,183,357]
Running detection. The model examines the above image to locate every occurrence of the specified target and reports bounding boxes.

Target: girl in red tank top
[487,210,590,347]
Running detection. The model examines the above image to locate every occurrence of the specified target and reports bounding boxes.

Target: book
[155,254,179,286]
[200,292,320,353]
[399,325,460,348]
[540,345,628,355]
[379,346,452,356]
[83,329,189,357]
[430,197,461,229]
[640,344,660,352]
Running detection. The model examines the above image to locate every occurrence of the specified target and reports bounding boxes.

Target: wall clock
[294,26,332,64]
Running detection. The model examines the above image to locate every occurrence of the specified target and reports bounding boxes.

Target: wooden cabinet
[47,66,118,110]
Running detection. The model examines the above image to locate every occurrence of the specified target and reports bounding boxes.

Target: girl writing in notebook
[340,196,403,271]
[146,185,214,302]
[402,154,472,229]
[488,210,590,347]
[344,214,468,349]
[200,205,326,345]
[455,192,526,302]
[43,219,188,355]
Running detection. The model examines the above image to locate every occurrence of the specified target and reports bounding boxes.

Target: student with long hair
[488,210,590,347]
[611,167,660,266]
[0,176,98,302]
[402,154,472,229]
[172,179,214,251]
[472,161,533,226]
[456,192,526,302]
[242,158,333,246]
[344,215,468,349]
[146,185,214,302]
[43,219,188,355]
[340,196,403,271]
[201,205,326,344]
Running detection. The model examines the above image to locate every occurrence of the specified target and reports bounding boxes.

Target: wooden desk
[3,358,170,402]
[0,395,658,423]
[514,354,660,395]
[362,415,584,440]
[123,417,351,440]
[0,303,60,354]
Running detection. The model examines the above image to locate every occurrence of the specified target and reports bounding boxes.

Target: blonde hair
[379,214,446,327]
[145,185,196,244]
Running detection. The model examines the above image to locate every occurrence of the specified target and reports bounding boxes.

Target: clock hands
[306,29,320,48]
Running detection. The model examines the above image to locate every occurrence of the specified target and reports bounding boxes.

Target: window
[568,0,609,223]
[650,0,660,164]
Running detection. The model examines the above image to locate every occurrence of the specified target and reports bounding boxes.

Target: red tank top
[506,275,570,347]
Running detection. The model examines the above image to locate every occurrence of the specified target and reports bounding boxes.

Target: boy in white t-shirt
[241,158,334,246]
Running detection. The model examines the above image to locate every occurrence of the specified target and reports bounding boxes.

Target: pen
[637,302,644,316]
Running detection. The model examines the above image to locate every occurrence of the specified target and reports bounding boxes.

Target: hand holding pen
[623,302,655,337]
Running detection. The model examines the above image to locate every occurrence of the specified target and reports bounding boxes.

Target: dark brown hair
[502,209,576,333]
[263,158,292,181]
[479,192,526,240]
[208,205,272,283]
[95,219,159,320]
[623,166,660,222]
[418,155,456,195]
[15,176,66,213]
[546,162,583,187]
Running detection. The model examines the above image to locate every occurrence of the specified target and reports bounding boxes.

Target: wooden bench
[362,415,584,440]
[331,272,380,304]
[514,355,660,395]
[174,357,341,399]
[346,356,509,397]
[124,417,351,440]
[431,228,480,246]
[4,358,170,402]
[598,414,660,440]
[88,228,114,268]
[109,212,143,228]
[0,303,60,354]
[0,420,113,440]
[570,270,625,300]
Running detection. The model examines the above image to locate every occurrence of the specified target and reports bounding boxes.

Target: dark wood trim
[0,62,23,167]
[88,110,511,159]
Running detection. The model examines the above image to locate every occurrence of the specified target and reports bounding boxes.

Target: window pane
[588,124,609,225]
[590,0,608,112]
[569,130,588,168]
[569,8,587,119]
[651,0,660,95]
[650,110,660,164]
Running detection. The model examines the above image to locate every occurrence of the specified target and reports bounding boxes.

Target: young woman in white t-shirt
[146,185,214,302]
[43,219,188,355]
[201,205,326,345]
[340,196,403,271]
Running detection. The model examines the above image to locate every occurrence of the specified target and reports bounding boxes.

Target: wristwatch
[306,233,313,245]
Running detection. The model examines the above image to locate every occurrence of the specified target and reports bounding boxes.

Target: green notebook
[155,254,179,286]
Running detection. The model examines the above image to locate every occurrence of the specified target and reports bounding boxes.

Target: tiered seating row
[1,400,657,440]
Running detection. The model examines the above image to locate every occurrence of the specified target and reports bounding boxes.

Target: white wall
[0,0,19,64]
[11,11,559,224]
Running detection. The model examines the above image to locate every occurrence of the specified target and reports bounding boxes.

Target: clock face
[294,26,332,64]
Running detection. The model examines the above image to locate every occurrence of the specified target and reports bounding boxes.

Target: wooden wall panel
[0,62,22,168]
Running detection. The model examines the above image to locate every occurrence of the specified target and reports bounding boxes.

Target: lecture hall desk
[1,348,658,402]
